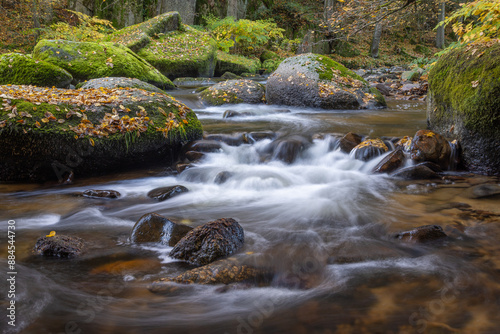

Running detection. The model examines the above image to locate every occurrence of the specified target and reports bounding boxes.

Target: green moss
[0,53,73,88]
[333,41,360,58]
[32,39,174,90]
[108,11,182,52]
[370,87,387,107]
[0,85,203,181]
[135,25,217,79]
[260,50,279,62]
[215,51,261,76]
[200,90,243,106]
[428,43,500,137]
[262,58,282,74]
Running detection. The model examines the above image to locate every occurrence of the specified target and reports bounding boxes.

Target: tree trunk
[436,1,445,48]
[370,22,383,58]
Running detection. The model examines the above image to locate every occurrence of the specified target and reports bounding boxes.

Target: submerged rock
[201,79,266,106]
[410,130,452,170]
[147,185,189,202]
[266,53,386,110]
[465,184,500,199]
[394,225,447,243]
[90,258,162,275]
[182,140,223,154]
[169,218,244,266]
[204,133,246,146]
[130,213,192,246]
[33,235,85,258]
[391,163,440,180]
[428,43,500,175]
[82,189,121,199]
[149,257,270,290]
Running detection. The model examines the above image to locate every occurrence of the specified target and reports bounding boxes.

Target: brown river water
[1,88,500,334]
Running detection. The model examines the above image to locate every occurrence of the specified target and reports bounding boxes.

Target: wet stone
[372,147,405,174]
[223,110,256,118]
[410,129,452,170]
[176,163,192,174]
[391,163,440,180]
[169,218,245,266]
[82,189,121,199]
[150,258,270,289]
[214,171,233,184]
[184,151,205,162]
[339,132,363,154]
[350,139,388,161]
[245,131,277,143]
[131,212,193,246]
[204,133,246,146]
[147,185,189,202]
[394,225,447,243]
[33,235,85,258]
[466,184,500,199]
[182,140,223,153]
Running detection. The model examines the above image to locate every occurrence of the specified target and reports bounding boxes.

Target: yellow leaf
[46,231,56,237]
[89,138,95,146]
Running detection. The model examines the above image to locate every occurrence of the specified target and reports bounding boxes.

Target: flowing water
[1,88,500,334]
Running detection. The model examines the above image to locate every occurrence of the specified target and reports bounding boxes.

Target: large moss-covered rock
[215,51,261,76]
[0,85,202,182]
[0,53,73,88]
[112,14,217,80]
[266,53,386,109]
[200,79,266,106]
[32,39,174,90]
[427,43,500,175]
[109,11,182,52]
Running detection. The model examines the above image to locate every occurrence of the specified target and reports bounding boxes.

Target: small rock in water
[394,225,447,243]
[90,258,162,275]
[222,110,255,118]
[372,147,405,174]
[245,131,277,143]
[339,132,362,154]
[82,189,121,199]
[410,130,452,170]
[375,83,392,96]
[391,163,440,180]
[204,133,246,146]
[182,140,223,153]
[147,185,188,202]
[149,258,269,290]
[466,184,500,199]
[184,150,205,162]
[169,218,244,266]
[176,163,192,174]
[350,139,388,161]
[214,171,233,184]
[131,212,193,246]
[33,235,85,258]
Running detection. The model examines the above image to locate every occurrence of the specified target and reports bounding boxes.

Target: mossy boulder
[427,43,500,175]
[0,85,202,182]
[77,77,165,93]
[0,53,73,88]
[260,50,280,63]
[200,79,266,106]
[32,39,174,90]
[108,11,181,52]
[266,53,386,109]
[215,51,261,76]
[112,18,217,80]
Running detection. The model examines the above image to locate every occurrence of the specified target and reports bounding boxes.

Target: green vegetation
[0,53,72,87]
[204,15,284,56]
[215,51,261,76]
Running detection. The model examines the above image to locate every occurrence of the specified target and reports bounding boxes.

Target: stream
[1,87,500,334]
